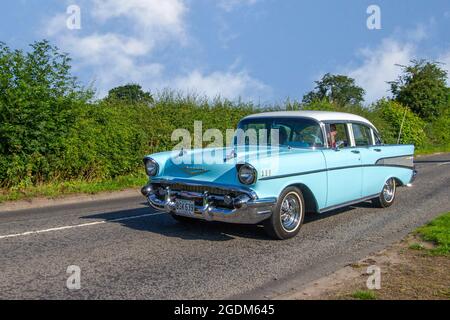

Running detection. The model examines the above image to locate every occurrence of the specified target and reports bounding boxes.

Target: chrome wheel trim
[280,192,302,233]
[382,178,396,203]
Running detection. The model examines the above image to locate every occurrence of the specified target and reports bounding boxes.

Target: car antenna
[397,105,408,144]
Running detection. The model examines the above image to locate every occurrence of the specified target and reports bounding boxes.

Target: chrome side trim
[319,193,379,214]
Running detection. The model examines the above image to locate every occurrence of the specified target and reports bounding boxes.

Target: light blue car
[141,111,417,239]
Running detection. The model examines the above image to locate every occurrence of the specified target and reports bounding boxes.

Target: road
[0,153,449,299]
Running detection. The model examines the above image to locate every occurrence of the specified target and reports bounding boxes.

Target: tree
[389,59,448,120]
[0,40,92,185]
[106,84,153,105]
[302,73,365,106]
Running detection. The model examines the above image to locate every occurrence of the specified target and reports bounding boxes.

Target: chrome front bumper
[141,181,276,224]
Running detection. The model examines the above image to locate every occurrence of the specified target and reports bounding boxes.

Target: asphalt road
[0,153,449,299]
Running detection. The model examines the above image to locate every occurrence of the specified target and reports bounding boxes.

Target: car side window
[352,123,372,146]
[326,123,350,148]
[373,130,383,145]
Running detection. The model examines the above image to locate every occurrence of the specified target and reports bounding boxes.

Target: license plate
[175,199,195,216]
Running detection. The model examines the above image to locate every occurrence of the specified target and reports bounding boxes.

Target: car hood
[148,146,319,184]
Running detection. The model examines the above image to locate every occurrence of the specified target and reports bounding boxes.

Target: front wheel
[264,187,305,240]
[372,178,397,208]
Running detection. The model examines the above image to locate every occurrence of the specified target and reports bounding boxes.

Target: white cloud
[43,0,187,96]
[91,0,187,38]
[44,13,67,37]
[58,33,163,96]
[172,70,270,101]
[343,39,415,104]
[438,50,450,85]
[42,0,270,100]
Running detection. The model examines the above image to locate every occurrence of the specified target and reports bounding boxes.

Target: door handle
[374,148,382,152]
[351,150,360,154]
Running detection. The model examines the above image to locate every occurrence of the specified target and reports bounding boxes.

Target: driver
[328,124,337,148]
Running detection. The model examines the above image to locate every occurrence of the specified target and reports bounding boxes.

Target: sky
[0,0,449,104]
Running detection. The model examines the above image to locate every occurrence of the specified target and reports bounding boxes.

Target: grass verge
[350,290,377,300]
[415,212,450,256]
[328,212,450,300]
[415,144,450,156]
[0,172,147,204]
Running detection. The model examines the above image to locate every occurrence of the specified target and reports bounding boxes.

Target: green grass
[350,290,377,300]
[0,172,147,204]
[415,212,450,256]
[415,144,450,156]
[409,243,425,251]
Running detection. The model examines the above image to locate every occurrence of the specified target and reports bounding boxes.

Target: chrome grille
[161,183,232,196]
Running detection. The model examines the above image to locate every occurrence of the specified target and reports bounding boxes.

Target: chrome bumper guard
[141,182,276,224]
[410,168,418,183]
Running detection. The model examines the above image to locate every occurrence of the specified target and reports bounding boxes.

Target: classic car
[141,111,417,240]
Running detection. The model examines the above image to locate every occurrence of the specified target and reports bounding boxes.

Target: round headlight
[144,158,159,176]
[238,164,257,185]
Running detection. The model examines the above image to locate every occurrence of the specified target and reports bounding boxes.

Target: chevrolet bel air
[141,111,417,239]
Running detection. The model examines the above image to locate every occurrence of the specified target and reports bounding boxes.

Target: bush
[372,99,426,147]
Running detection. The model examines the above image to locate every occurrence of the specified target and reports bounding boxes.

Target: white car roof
[243,110,377,130]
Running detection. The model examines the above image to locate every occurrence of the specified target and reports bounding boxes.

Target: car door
[351,123,383,197]
[322,122,363,209]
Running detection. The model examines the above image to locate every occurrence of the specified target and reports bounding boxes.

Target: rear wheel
[372,178,397,208]
[264,187,305,240]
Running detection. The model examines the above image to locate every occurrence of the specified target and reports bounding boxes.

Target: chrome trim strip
[319,193,379,213]
[259,156,415,181]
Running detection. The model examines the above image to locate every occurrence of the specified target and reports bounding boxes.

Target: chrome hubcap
[383,179,396,203]
[280,192,302,232]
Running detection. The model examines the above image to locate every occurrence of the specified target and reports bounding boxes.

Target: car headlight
[144,158,159,177]
[237,164,257,185]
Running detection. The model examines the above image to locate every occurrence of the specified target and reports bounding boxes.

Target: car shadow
[82,206,271,241]
[82,201,370,241]
[414,159,450,164]
[304,201,374,223]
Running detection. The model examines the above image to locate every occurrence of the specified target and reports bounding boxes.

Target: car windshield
[235,117,324,148]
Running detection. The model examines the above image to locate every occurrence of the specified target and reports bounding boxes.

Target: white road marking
[0,212,163,240]
[438,162,450,166]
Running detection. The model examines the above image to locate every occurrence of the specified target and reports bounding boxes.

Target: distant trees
[302,73,365,106]
[389,60,448,120]
[106,84,153,105]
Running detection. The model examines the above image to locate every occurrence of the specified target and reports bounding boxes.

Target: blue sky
[1,0,449,104]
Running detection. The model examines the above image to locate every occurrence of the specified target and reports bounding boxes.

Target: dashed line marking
[0,212,163,240]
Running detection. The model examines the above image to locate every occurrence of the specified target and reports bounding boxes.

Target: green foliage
[350,290,377,300]
[0,40,93,187]
[371,99,426,147]
[390,60,448,120]
[415,212,450,256]
[105,83,153,105]
[303,73,365,106]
